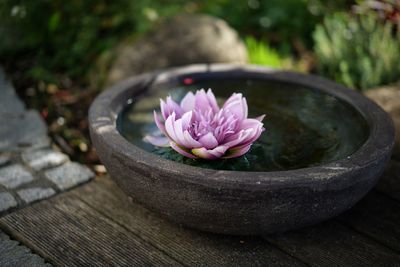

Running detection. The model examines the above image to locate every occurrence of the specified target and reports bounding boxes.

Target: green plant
[245,36,284,68]
[313,12,400,90]
[0,0,188,84]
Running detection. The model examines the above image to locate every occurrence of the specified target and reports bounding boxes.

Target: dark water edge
[118,78,369,172]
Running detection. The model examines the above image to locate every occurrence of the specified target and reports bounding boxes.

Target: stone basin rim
[89,64,395,189]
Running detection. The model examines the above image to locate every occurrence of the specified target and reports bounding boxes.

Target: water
[117,77,369,172]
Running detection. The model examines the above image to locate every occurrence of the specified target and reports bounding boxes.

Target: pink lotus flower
[144,89,265,160]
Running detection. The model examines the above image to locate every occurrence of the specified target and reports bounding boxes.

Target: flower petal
[242,97,248,119]
[192,145,229,159]
[183,130,202,148]
[195,89,214,113]
[153,111,167,135]
[165,113,178,142]
[223,93,246,121]
[180,92,195,112]
[172,118,187,146]
[143,135,170,147]
[254,114,266,122]
[223,128,255,147]
[223,144,252,159]
[170,142,197,159]
[198,132,219,149]
[237,118,265,146]
[160,99,168,120]
[206,89,219,113]
[161,97,183,120]
[181,111,193,130]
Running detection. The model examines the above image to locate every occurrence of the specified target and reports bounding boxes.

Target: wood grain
[339,191,400,253]
[0,177,305,267]
[375,160,400,201]
[72,177,305,267]
[0,192,182,266]
[264,220,400,266]
[1,158,400,267]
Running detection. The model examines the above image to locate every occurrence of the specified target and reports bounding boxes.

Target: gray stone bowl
[89,64,395,235]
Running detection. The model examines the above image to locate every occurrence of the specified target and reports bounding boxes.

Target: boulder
[365,84,400,158]
[107,14,248,85]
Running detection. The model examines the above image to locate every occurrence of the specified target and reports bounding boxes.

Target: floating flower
[144,89,265,159]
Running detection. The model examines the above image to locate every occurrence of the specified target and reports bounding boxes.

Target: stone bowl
[89,64,394,235]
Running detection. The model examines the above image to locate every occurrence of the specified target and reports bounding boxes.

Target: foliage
[202,0,321,50]
[0,0,188,84]
[245,36,284,68]
[313,12,400,90]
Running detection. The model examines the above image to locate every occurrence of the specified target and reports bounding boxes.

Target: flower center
[189,107,238,143]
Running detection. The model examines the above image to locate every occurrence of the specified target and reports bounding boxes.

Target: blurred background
[1,0,399,168]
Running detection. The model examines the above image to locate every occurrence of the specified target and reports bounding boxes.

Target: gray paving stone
[17,187,56,204]
[0,67,25,115]
[44,162,94,190]
[0,164,34,189]
[0,230,51,267]
[22,149,69,171]
[0,110,50,152]
[0,192,17,212]
[0,155,10,166]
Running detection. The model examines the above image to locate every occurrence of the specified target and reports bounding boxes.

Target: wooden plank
[375,160,400,201]
[264,220,400,266]
[71,177,305,267]
[0,193,183,267]
[339,191,400,252]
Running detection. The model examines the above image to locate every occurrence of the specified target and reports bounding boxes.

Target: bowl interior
[117,76,369,172]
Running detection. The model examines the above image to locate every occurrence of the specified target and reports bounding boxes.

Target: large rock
[365,84,400,158]
[107,15,248,85]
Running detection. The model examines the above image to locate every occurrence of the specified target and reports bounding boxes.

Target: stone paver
[0,67,25,115]
[45,162,94,190]
[0,63,92,266]
[0,164,34,189]
[0,67,94,214]
[0,192,17,212]
[0,110,50,152]
[0,155,10,167]
[22,149,69,171]
[17,187,56,204]
[0,230,51,267]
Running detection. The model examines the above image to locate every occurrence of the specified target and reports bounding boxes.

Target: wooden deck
[1,160,400,266]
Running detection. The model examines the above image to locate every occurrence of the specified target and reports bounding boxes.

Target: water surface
[118,78,369,171]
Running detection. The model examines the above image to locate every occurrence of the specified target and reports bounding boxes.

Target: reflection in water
[117,78,369,172]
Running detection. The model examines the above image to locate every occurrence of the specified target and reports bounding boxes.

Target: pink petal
[180,92,195,112]
[181,111,193,130]
[170,142,197,159]
[223,128,255,147]
[198,132,219,149]
[223,144,252,159]
[240,118,263,131]
[223,93,241,109]
[143,135,170,147]
[166,96,183,117]
[254,114,266,122]
[242,97,248,119]
[183,130,202,148]
[206,89,220,113]
[161,97,183,120]
[153,111,167,135]
[172,118,187,146]
[237,118,264,146]
[160,99,168,120]
[223,93,246,121]
[195,89,214,113]
[240,127,265,147]
[191,146,226,159]
[165,113,178,142]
